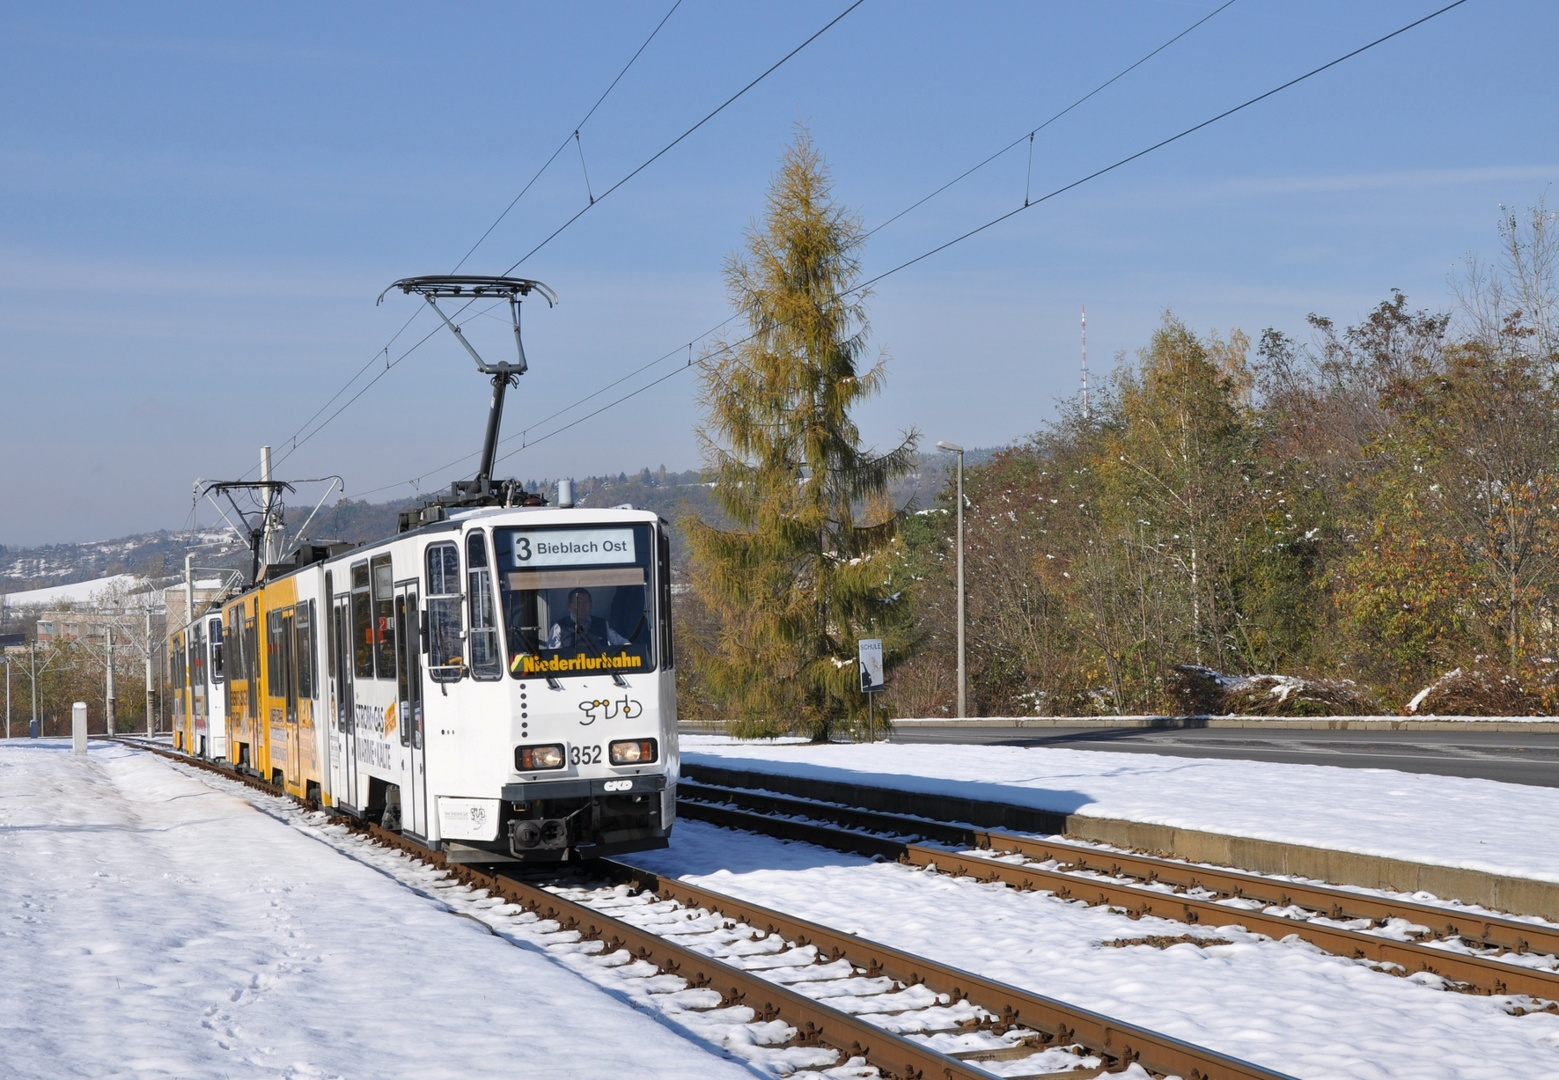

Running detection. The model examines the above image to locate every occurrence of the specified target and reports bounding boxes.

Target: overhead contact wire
[866,0,1240,238]
[364,0,1468,494]
[859,0,1470,289]
[501,0,870,275]
[451,0,684,273]
[497,0,1476,464]
[266,0,687,475]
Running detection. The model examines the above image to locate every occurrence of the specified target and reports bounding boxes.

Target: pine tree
[686,132,917,741]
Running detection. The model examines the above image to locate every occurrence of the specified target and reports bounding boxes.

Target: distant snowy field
[682,737,1559,883]
[0,741,758,1080]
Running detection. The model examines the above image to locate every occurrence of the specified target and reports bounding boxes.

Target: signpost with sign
[858,638,884,741]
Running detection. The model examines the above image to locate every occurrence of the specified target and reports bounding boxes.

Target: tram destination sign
[510,527,636,569]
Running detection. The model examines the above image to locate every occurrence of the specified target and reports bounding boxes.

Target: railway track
[676,778,1559,1007]
[118,739,1296,1080]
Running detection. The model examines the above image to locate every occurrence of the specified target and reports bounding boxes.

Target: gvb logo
[578,697,643,725]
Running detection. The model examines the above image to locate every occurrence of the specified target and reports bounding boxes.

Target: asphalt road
[888,724,1559,788]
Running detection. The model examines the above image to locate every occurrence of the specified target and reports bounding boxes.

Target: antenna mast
[1081,305,1090,422]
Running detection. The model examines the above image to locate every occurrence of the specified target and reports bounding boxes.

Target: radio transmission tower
[1080,305,1090,422]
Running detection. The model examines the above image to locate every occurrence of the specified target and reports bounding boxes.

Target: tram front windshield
[493,524,656,680]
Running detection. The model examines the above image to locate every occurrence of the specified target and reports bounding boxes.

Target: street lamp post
[936,441,966,719]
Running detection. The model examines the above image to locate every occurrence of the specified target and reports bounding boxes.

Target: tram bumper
[502,774,669,859]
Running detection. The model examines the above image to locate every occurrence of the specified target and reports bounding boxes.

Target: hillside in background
[0,530,247,594]
[0,451,984,595]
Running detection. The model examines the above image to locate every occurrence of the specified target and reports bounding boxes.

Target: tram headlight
[516,743,565,771]
[609,738,657,765]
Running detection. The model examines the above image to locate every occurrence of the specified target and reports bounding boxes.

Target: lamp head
[935,441,964,453]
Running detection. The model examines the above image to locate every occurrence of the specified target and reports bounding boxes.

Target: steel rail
[396,829,1000,1080]
[679,780,1559,958]
[118,738,1302,1079]
[603,858,1297,1080]
[114,741,981,1080]
[677,797,1559,1003]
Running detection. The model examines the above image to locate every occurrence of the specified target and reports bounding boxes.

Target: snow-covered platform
[682,736,1559,917]
[0,740,757,1080]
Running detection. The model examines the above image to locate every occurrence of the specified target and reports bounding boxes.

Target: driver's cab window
[494,524,656,680]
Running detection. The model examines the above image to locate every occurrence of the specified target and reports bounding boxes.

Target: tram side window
[225,612,240,682]
[466,532,501,680]
[295,600,315,700]
[371,554,396,680]
[425,542,463,681]
[324,573,335,682]
[222,612,237,713]
[266,612,284,697]
[190,622,207,688]
[209,619,225,683]
[351,561,373,679]
[280,606,297,712]
[658,529,675,670]
[244,610,259,719]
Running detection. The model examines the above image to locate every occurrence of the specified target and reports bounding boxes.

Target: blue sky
[2,0,1555,545]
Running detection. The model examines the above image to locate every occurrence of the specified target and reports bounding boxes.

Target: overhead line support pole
[937,441,967,718]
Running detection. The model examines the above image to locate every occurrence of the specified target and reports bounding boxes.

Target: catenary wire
[264,0,685,476]
[387,0,1238,483]
[264,0,860,480]
[464,0,1478,475]
[436,0,1242,467]
[865,0,1240,238]
[499,0,869,276]
[450,0,684,275]
[855,0,1469,291]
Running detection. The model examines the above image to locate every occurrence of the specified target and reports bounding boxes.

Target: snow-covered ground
[682,738,1559,883]
[0,573,149,608]
[0,741,772,1080]
[632,818,1559,1080]
[9,738,1558,1080]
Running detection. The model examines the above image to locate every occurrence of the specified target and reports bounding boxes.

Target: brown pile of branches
[1403,668,1547,716]
[1171,665,1377,717]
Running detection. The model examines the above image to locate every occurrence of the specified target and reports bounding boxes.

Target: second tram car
[220,504,677,861]
[169,611,228,761]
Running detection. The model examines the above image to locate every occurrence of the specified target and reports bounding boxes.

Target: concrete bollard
[72,701,87,755]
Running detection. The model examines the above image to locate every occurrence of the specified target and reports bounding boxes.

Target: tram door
[332,595,359,811]
[281,606,299,787]
[394,585,427,838]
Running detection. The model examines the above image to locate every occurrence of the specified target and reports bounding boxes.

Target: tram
[200,275,678,862]
[169,608,229,761]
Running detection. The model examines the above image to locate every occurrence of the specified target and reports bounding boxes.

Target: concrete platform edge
[1062,816,1559,923]
[887,715,1559,733]
[683,762,1559,922]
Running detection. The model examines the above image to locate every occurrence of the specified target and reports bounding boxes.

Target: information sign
[858,638,884,693]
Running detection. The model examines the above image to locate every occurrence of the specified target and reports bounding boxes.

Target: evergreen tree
[686,132,917,741]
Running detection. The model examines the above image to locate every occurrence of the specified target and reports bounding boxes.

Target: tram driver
[547,587,629,652]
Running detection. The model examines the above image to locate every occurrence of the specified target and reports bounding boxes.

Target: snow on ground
[682,738,1559,883]
[0,573,149,608]
[0,741,776,1080]
[631,818,1559,1080]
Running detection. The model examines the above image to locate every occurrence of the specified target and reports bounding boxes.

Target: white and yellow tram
[188,275,676,860]
[220,505,678,861]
